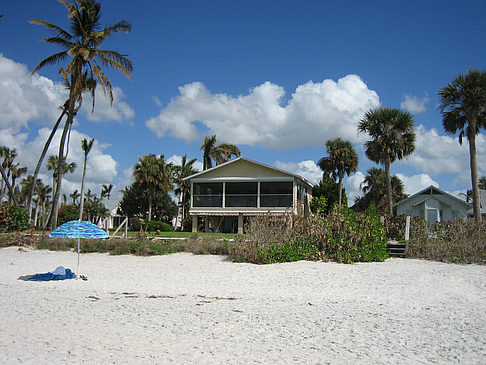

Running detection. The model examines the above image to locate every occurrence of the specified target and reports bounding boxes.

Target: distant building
[393,185,471,223]
[466,189,486,219]
[183,157,313,234]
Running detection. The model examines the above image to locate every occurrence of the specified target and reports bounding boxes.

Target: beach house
[393,185,471,223]
[183,157,313,234]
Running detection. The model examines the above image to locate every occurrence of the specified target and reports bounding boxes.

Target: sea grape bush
[228,207,388,264]
[0,204,29,232]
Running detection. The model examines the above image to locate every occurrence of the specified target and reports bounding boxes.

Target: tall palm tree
[9,164,27,205]
[173,155,198,227]
[30,0,133,229]
[200,135,241,170]
[200,135,217,170]
[37,183,52,228]
[27,102,68,223]
[134,154,173,221]
[46,155,76,222]
[358,107,415,216]
[318,138,358,207]
[79,138,94,220]
[439,69,486,222]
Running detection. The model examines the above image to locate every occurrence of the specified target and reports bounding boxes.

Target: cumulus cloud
[81,86,135,123]
[0,54,67,132]
[395,173,439,195]
[345,171,366,205]
[146,75,380,149]
[400,93,429,114]
[274,160,322,185]
[405,124,486,177]
[167,154,203,172]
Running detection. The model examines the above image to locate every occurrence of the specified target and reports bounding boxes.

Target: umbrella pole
[77,237,80,279]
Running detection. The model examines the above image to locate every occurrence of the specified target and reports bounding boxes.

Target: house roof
[183,156,313,188]
[393,185,471,208]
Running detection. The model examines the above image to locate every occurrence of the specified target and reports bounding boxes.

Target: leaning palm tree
[79,138,94,220]
[439,69,486,222]
[200,135,240,169]
[30,0,133,229]
[318,138,358,207]
[214,143,241,165]
[358,107,415,216]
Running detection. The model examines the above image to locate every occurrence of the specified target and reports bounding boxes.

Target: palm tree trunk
[148,193,152,221]
[27,107,66,223]
[385,157,393,216]
[468,131,482,222]
[0,166,17,206]
[47,112,73,229]
[338,175,343,207]
[79,158,87,220]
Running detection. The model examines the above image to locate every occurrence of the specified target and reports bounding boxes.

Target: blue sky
[1,0,485,209]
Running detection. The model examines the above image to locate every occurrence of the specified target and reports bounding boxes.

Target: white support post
[405,215,411,241]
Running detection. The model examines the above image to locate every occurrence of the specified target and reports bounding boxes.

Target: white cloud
[167,154,203,172]
[404,124,486,178]
[146,75,380,149]
[395,173,439,195]
[0,54,67,132]
[273,160,322,185]
[81,87,135,122]
[345,171,366,205]
[400,93,429,114]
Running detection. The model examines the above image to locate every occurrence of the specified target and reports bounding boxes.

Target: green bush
[146,220,173,233]
[0,204,29,232]
[57,204,79,225]
[228,208,388,264]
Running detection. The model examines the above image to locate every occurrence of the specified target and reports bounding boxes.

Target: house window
[193,183,223,207]
[225,182,257,207]
[260,182,293,207]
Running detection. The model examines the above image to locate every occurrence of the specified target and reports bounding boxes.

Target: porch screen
[260,182,293,207]
[193,182,223,207]
[225,182,257,207]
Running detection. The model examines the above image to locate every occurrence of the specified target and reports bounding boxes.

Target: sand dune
[1,246,486,364]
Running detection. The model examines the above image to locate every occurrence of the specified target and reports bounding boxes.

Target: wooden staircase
[386,240,407,258]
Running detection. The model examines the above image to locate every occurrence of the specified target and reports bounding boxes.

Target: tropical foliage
[311,177,347,215]
[439,69,486,222]
[318,138,358,207]
[200,135,240,170]
[30,0,133,228]
[358,107,415,215]
[352,167,407,214]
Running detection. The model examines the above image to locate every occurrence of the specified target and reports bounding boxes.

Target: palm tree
[30,0,133,229]
[173,155,198,228]
[439,69,486,222]
[0,147,19,205]
[134,154,174,221]
[358,107,415,216]
[101,184,113,200]
[46,155,76,222]
[70,189,80,204]
[318,138,358,207]
[200,135,217,170]
[27,102,69,223]
[356,167,406,213]
[9,164,27,205]
[79,138,94,220]
[37,183,52,228]
[200,135,241,170]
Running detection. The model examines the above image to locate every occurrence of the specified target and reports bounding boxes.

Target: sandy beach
[1,246,486,364]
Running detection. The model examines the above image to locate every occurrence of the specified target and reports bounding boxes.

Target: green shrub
[228,208,388,264]
[146,220,173,233]
[57,204,79,225]
[0,204,29,232]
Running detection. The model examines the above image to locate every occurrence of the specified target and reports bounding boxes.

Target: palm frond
[29,18,72,39]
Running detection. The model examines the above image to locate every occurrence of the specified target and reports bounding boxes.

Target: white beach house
[183,157,313,234]
[393,185,471,223]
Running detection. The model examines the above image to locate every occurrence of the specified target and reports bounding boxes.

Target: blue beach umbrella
[49,220,109,278]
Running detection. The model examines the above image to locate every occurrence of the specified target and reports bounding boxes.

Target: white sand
[1,246,486,364]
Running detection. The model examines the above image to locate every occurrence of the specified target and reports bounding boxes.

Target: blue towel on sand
[18,266,75,281]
